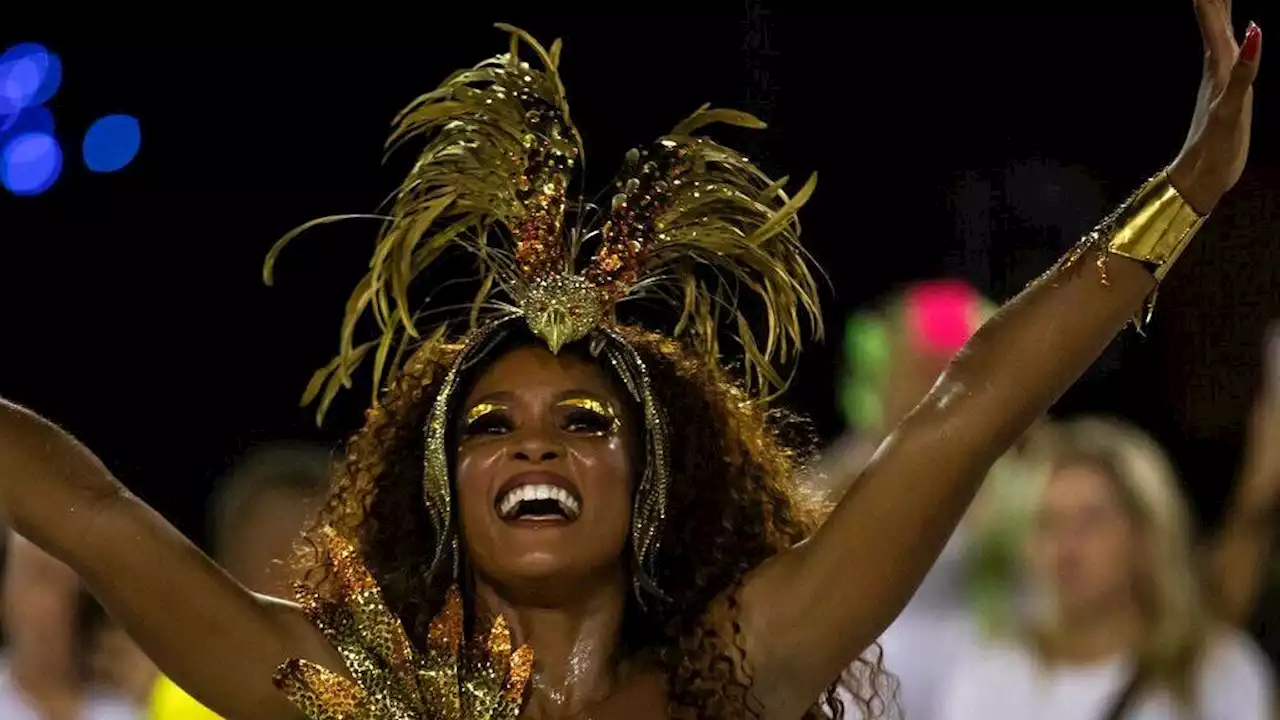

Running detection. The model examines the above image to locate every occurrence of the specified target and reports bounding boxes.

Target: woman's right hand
[1168,1,1262,214]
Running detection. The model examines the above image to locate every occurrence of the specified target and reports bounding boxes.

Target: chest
[517,670,668,720]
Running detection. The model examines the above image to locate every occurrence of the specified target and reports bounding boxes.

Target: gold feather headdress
[265,24,821,599]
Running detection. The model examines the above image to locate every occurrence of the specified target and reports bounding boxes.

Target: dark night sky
[1,8,1276,549]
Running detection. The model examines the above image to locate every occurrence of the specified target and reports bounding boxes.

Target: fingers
[1223,22,1263,107]
[1195,0,1238,67]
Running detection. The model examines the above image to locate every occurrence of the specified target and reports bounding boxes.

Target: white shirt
[0,661,139,720]
[832,452,1036,719]
[876,608,978,719]
[936,629,1275,720]
[835,532,981,719]
[877,530,979,719]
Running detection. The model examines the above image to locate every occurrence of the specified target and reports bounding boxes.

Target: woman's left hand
[1168,1,1262,214]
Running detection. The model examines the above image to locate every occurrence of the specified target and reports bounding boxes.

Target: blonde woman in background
[938,417,1274,720]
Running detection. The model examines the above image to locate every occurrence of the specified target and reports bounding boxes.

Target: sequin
[275,527,533,719]
[1053,171,1206,331]
[518,274,608,355]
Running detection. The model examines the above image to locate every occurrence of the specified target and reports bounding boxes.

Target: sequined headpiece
[265,24,821,599]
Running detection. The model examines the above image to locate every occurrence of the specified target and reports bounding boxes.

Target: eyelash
[563,409,614,434]
[464,414,513,436]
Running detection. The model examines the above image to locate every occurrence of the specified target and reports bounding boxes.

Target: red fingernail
[1242,22,1261,63]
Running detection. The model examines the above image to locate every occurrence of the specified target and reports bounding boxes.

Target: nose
[510,427,563,463]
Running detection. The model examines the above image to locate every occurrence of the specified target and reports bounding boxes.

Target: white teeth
[497,484,581,519]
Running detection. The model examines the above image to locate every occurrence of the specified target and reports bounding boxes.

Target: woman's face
[455,345,636,593]
[1027,463,1141,619]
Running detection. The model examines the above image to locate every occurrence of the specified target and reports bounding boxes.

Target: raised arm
[0,399,337,719]
[737,4,1263,713]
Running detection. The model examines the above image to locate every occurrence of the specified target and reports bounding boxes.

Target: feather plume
[268,25,822,419]
[586,104,822,392]
[266,25,581,413]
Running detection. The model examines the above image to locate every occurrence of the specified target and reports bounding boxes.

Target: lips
[494,471,582,523]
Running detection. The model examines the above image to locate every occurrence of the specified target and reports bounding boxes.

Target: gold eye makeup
[557,397,620,436]
[466,402,508,425]
[462,402,512,437]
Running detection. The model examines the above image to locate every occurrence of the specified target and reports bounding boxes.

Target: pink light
[903,280,981,357]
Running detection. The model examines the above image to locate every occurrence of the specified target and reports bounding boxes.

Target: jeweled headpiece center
[521,274,608,354]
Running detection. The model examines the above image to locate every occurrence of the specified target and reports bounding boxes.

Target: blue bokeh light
[1,131,63,196]
[0,43,62,116]
[83,114,141,173]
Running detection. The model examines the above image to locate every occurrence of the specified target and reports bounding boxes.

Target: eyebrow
[558,396,618,415]
[463,389,617,419]
[553,388,610,403]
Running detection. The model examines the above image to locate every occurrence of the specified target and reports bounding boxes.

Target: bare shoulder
[725,549,822,713]
[258,592,343,668]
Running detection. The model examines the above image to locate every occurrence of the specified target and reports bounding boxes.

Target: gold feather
[587,105,822,393]
[270,26,822,421]
[268,25,581,422]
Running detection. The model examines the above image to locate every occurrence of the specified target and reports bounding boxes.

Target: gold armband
[1062,170,1208,328]
[1102,170,1207,281]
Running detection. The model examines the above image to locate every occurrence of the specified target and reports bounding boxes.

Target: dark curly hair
[297,324,893,718]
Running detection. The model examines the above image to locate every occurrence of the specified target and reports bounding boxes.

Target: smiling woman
[456,342,637,591]
[306,322,845,718]
[0,7,1263,720]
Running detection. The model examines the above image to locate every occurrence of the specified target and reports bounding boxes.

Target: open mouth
[495,483,582,524]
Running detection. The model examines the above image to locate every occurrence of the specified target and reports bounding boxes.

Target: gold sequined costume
[275,527,532,719]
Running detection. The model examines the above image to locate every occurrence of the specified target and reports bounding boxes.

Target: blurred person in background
[820,279,1037,719]
[937,416,1276,720]
[202,442,332,598]
[822,279,997,485]
[150,442,331,719]
[90,621,157,713]
[87,443,333,720]
[0,528,7,644]
[1,532,138,719]
[1212,324,1280,631]
[832,305,1280,719]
